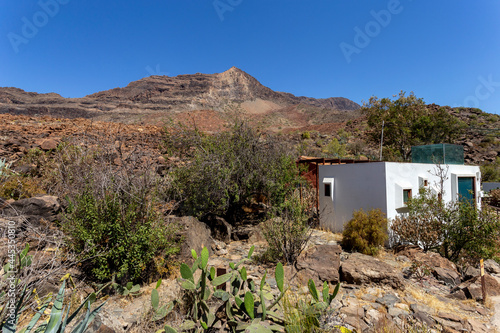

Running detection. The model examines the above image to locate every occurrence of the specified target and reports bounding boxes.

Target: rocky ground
[1,112,500,332]
[1,196,499,333]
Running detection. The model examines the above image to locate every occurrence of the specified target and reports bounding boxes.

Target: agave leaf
[151,289,159,310]
[308,279,319,302]
[2,285,28,333]
[211,273,232,287]
[66,292,97,324]
[244,291,255,319]
[180,263,194,282]
[129,284,140,294]
[247,245,255,259]
[58,306,71,333]
[45,281,66,333]
[260,291,267,321]
[330,282,341,303]
[163,325,178,333]
[21,303,49,333]
[322,281,329,303]
[71,301,106,333]
[240,267,247,281]
[191,249,198,260]
[181,280,196,290]
[260,270,267,291]
[200,247,209,269]
[179,320,196,331]
[275,263,284,293]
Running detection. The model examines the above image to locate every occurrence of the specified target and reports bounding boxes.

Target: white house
[318,161,481,232]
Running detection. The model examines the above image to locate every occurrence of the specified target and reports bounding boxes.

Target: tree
[165,121,303,223]
[363,91,465,161]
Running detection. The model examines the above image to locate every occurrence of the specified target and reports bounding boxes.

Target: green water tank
[411,144,464,165]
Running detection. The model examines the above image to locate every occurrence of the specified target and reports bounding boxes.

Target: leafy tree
[481,157,500,182]
[363,91,465,161]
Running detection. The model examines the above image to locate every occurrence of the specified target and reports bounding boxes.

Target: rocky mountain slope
[0,67,361,130]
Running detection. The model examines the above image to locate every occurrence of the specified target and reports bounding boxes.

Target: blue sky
[1,1,499,114]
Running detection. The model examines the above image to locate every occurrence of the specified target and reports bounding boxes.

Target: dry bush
[260,189,313,265]
[490,189,500,208]
[390,191,444,251]
[341,209,388,255]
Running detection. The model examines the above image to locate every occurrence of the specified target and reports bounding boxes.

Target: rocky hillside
[0,67,361,130]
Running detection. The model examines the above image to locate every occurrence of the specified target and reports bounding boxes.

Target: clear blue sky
[1,1,499,114]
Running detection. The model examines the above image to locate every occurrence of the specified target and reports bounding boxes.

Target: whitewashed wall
[318,162,387,232]
[318,162,481,232]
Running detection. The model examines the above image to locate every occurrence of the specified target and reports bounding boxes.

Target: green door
[458,177,475,203]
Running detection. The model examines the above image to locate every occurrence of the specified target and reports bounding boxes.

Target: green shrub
[481,157,500,182]
[391,189,444,251]
[341,209,388,255]
[65,185,179,283]
[0,175,46,200]
[301,131,311,140]
[50,140,180,283]
[322,138,346,158]
[166,122,301,222]
[390,189,500,264]
[442,201,500,263]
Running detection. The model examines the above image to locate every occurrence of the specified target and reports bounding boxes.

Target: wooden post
[480,259,486,303]
[217,268,227,291]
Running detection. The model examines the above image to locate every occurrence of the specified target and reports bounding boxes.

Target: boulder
[2,195,61,222]
[340,253,405,290]
[40,138,59,151]
[397,246,460,285]
[173,216,215,264]
[463,265,480,281]
[205,215,232,243]
[295,244,341,285]
[450,274,500,301]
[484,259,500,275]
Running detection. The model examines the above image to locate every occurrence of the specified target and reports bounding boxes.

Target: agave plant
[2,280,105,333]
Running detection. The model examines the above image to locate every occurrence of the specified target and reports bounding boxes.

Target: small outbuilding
[303,144,482,233]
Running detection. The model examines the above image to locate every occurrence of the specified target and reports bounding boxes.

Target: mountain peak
[224,66,243,73]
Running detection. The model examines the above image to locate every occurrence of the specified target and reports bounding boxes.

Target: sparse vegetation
[261,190,312,265]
